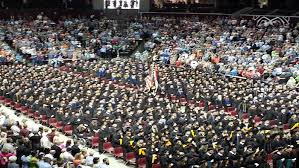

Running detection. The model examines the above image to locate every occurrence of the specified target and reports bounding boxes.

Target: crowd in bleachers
[0,13,143,65]
[140,16,299,83]
[0,108,111,168]
[0,14,299,168]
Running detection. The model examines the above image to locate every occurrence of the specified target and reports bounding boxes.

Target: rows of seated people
[0,15,299,168]
[1,63,298,167]
[60,16,299,88]
[0,110,111,168]
[0,13,143,65]
[151,0,215,12]
[0,0,92,9]
[139,16,299,84]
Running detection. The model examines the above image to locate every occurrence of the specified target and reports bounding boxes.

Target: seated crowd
[141,16,299,84]
[0,14,299,168]
[0,13,143,65]
[0,110,110,168]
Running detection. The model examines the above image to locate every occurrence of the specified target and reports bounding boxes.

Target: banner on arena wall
[104,0,140,9]
[253,16,290,27]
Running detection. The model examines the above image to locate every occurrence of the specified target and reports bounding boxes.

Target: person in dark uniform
[105,0,110,8]
[113,0,116,8]
[130,0,135,8]
[123,0,128,8]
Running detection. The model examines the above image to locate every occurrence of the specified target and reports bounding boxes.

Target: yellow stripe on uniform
[291,123,299,130]
[191,130,196,137]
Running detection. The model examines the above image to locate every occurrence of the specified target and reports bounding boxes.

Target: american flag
[145,63,159,93]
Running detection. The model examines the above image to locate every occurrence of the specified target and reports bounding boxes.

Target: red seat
[20,106,28,114]
[137,157,147,168]
[33,112,41,120]
[152,164,161,168]
[94,132,99,137]
[4,98,12,106]
[266,154,273,165]
[113,147,124,158]
[91,136,99,148]
[230,111,237,116]
[267,153,273,161]
[226,107,235,112]
[27,109,34,117]
[254,116,261,123]
[170,94,176,101]
[269,120,277,127]
[103,142,114,153]
[208,105,215,111]
[0,96,4,103]
[56,121,64,130]
[199,101,205,107]
[41,115,48,124]
[283,124,289,130]
[48,118,57,127]
[9,101,15,107]
[14,103,22,110]
[113,83,119,88]
[64,125,73,135]
[125,152,136,165]
[188,99,195,105]
[180,98,187,104]
[242,113,249,120]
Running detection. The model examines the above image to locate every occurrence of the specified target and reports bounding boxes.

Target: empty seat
[20,106,28,114]
[199,101,205,107]
[41,115,48,124]
[208,105,215,111]
[14,103,22,110]
[242,113,249,120]
[27,109,34,117]
[33,112,41,120]
[226,107,235,112]
[180,98,187,104]
[0,96,5,101]
[283,124,289,130]
[91,136,99,148]
[125,152,136,165]
[152,164,161,168]
[254,116,261,123]
[63,125,73,135]
[103,142,114,153]
[230,111,237,116]
[170,95,176,102]
[48,118,57,127]
[56,121,64,130]
[4,98,12,106]
[269,120,277,127]
[188,99,195,105]
[137,157,147,168]
[113,147,124,158]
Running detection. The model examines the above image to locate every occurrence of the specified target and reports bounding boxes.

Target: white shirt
[98,164,109,168]
[0,115,6,126]
[10,125,20,136]
[190,61,198,69]
[53,135,62,144]
[40,135,52,149]
[60,151,74,161]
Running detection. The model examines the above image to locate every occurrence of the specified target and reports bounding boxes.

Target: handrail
[140,12,233,16]
[140,12,299,18]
